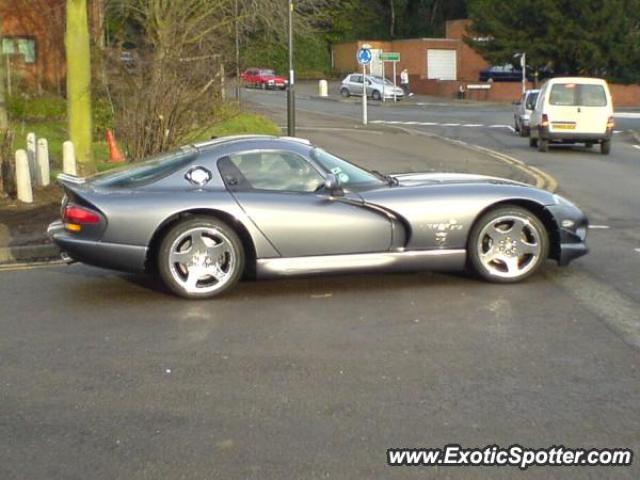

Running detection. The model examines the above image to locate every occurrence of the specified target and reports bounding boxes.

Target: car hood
[390,172,528,188]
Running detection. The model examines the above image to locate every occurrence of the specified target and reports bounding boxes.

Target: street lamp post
[234,0,240,104]
[287,0,296,136]
[515,52,526,94]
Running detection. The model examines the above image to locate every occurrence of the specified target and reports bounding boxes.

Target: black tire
[514,117,520,133]
[372,90,381,101]
[585,142,594,149]
[340,87,350,98]
[519,124,528,137]
[157,216,244,299]
[529,137,538,148]
[538,138,549,152]
[601,140,611,155]
[468,205,549,284]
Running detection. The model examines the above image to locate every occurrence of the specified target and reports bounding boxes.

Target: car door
[575,83,610,134]
[217,150,393,257]
[348,74,363,96]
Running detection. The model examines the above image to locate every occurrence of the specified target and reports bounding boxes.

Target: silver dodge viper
[48,135,588,298]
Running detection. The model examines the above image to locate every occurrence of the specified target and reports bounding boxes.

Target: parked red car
[241,68,288,90]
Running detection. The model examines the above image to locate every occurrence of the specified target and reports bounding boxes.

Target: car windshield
[260,69,275,77]
[311,148,386,188]
[90,147,198,188]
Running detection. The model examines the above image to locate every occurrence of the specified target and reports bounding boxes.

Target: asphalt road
[1,89,639,480]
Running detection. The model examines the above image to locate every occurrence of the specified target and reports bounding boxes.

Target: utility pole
[234,0,241,104]
[515,52,526,94]
[287,0,295,136]
[0,14,8,130]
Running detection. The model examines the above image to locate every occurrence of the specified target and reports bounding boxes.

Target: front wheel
[372,90,381,101]
[468,206,549,283]
[340,87,350,98]
[157,216,244,299]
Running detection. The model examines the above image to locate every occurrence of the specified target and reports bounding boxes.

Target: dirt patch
[0,185,63,247]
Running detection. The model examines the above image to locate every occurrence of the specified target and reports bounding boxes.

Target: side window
[351,75,362,84]
[218,151,324,193]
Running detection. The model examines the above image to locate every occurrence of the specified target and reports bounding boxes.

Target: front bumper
[48,221,147,273]
[545,202,589,266]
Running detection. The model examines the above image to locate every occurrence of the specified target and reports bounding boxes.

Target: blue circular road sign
[356,48,372,65]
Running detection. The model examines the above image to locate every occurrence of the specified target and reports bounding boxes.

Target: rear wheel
[340,87,350,98]
[157,216,244,299]
[601,140,611,155]
[529,136,538,148]
[538,138,549,152]
[372,90,381,101]
[468,206,549,283]
[514,116,520,133]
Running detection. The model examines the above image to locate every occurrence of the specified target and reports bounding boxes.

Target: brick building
[0,0,104,91]
[332,19,640,106]
[333,20,488,84]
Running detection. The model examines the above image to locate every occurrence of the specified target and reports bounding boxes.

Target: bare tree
[103,0,334,159]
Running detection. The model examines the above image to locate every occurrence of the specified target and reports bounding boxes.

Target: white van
[529,77,614,154]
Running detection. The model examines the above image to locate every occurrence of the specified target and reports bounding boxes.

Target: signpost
[357,46,372,125]
[379,52,401,102]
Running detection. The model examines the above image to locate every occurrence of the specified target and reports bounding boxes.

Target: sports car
[48,135,589,299]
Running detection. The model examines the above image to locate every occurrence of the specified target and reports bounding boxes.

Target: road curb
[0,243,60,265]
[381,125,559,192]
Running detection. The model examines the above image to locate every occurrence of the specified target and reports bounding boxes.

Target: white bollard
[63,140,77,176]
[26,132,37,184]
[15,149,33,203]
[319,79,328,97]
[37,138,50,186]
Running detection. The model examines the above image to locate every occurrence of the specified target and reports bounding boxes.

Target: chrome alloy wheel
[476,215,542,279]
[168,227,236,294]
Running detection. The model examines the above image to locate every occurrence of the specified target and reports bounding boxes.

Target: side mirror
[324,173,344,196]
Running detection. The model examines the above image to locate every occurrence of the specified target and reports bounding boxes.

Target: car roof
[193,135,312,152]
[547,77,608,85]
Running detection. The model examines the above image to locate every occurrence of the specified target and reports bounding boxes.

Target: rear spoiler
[57,173,86,185]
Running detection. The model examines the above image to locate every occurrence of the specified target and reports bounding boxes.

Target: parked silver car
[513,89,540,137]
[340,74,405,101]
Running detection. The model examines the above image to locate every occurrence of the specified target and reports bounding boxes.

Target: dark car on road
[49,135,589,299]
[479,64,526,82]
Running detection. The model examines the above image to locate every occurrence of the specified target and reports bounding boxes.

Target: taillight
[64,204,101,232]
[607,116,615,130]
[541,114,549,128]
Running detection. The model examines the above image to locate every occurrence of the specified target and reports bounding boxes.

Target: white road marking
[613,112,640,118]
[635,248,640,254]
[633,145,640,150]
[371,120,516,132]
[589,225,611,229]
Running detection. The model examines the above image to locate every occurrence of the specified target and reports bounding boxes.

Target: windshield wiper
[371,170,399,186]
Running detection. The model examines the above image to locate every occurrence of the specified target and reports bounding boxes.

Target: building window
[2,37,37,64]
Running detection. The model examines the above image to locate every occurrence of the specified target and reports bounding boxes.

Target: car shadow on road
[57,264,482,302]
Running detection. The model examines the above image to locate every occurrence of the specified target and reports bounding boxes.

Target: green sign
[379,52,400,62]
